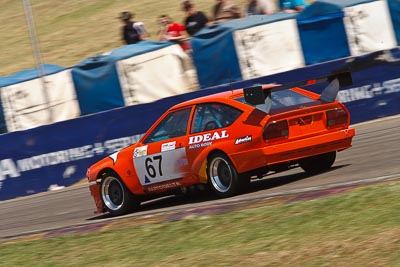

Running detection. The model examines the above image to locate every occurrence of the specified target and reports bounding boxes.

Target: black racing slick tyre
[299,151,336,174]
[100,173,139,216]
[207,152,242,198]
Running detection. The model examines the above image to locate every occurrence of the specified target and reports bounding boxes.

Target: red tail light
[263,120,289,143]
[326,108,348,129]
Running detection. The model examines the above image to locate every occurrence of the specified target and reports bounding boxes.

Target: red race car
[87,73,355,216]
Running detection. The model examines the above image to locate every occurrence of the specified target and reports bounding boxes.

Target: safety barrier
[0,48,399,200]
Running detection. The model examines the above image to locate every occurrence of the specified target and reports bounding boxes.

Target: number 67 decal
[145,155,163,178]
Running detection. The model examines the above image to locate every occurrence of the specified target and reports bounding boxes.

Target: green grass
[1,181,400,266]
[0,0,250,77]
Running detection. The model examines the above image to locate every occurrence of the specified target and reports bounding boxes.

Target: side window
[144,108,191,143]
[191,103,242,134]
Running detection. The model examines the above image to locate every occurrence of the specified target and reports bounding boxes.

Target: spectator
[182,0,210,36]
[158,15,190,51]
[245,0,276,16]
[279,0,309,13]
[212,0,242,23]
[118,11,149,45]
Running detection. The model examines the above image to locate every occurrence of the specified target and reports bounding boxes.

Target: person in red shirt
[158,15,190,51]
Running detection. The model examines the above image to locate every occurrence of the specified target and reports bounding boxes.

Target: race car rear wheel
[207,153,240,197]
[299,151,336,174]
[101,173,139,216]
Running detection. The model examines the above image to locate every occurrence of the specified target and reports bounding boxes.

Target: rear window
[234,89,315,111]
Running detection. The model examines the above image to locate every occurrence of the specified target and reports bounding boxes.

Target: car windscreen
[234,89,315,111]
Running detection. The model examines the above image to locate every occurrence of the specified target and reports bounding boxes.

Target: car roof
[172,84,278,109]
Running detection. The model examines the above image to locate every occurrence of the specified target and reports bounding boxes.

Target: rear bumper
[89,183,104,214]
[231,128,355,173]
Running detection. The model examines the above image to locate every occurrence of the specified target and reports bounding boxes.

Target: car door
[132,107,192,187]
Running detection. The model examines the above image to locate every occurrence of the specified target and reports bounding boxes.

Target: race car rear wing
[243,72,352,113]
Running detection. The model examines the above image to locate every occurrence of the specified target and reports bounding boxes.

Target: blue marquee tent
[191,13,299,88]
[110,40,172,60]
[388,0,400,44]
[297,0,398,65]
[71,55,125,115]
[0,64,67,133]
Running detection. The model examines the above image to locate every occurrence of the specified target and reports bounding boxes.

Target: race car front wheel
[100,173,139,216]
[207,153,240,198]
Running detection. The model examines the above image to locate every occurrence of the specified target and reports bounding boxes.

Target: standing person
[246,0,276,16]
[118,11,149,45]
[279,0,309,13]
[182,0,210,36]
[212,0,242,23]
[158,15,190,51]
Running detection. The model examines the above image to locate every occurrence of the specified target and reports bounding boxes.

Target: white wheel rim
[101,176,124,211]
[209,157,232,193]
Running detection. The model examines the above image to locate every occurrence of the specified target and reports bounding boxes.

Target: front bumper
[89,183,104,214]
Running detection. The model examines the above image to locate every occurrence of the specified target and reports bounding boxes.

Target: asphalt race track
[1,115,399,240]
